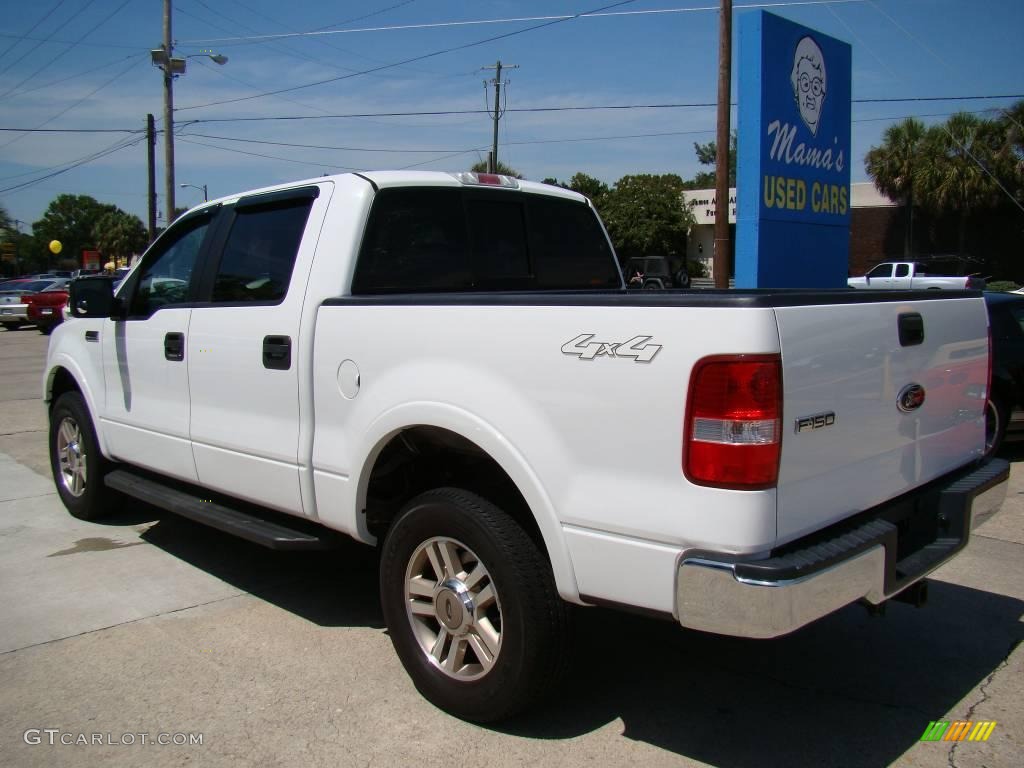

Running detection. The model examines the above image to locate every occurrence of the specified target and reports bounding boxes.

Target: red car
[26,285,70,334]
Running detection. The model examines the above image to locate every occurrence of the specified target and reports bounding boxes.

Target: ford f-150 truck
[44,171,1008,722]
[847,261,985,290]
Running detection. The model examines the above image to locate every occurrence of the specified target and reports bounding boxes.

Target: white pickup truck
[44,171,1007,722]
[847,261,985,290]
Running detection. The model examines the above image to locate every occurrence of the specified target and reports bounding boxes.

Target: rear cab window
[352,187,619,294]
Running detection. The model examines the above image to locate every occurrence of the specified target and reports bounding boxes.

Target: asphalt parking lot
[0,325,1021,768]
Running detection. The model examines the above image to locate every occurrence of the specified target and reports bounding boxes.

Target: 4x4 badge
[561,334,662,363]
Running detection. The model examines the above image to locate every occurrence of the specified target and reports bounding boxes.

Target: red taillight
[684,354,782,490]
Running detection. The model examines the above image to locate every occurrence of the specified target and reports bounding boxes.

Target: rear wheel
[379,488,569,722]
[2,322,20,331]
[49,391,119,520]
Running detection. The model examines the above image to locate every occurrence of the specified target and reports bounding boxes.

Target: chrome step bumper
[675,459,1009,639]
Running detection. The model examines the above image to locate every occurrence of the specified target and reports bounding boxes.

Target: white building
[681,182,897,279]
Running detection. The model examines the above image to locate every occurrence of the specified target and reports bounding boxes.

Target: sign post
[735,11,851,288]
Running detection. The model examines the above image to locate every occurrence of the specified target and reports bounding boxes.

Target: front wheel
[379,488,570,722]
[49,391,118,520]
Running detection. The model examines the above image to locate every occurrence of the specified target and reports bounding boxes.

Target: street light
[151,0,227,225]
[179,183,208,202]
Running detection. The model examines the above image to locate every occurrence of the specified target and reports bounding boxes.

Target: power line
[4,52,144,100]
[177,1,868,46]
[0,32,143,51]
[0,0,71,66]
[0,55,145,150]
[176,136,364,171]
[2,94,1020,135]
[0,134,145,194]
[0,0,92,78]
[0,0,133,100]
[177,0,641,111]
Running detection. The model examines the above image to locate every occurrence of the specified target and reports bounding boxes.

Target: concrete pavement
[0,325,1020,767]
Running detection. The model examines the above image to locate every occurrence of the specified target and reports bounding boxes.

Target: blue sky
[0,0,1021,233]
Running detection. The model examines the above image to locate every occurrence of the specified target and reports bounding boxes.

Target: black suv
[623,255,689,290]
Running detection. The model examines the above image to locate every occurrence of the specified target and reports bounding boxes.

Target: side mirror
[69,277,120,319]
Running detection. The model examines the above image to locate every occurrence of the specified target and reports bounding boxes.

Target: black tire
[49,391,119,520]
[2,322,20,331]
[985,396,1009,457]
[380,487,570,722]
[642,279,663,290]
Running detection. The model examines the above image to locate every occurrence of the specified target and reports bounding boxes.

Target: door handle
[262,335,291,370]
[164,332,185,361]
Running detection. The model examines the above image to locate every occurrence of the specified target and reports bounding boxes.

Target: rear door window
[211,197,314,304]
[352,186,619,293]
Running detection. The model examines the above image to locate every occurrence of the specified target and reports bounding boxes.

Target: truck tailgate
[774,296,988,543]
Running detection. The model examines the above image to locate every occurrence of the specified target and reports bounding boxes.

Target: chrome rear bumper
[676,458,1009,639]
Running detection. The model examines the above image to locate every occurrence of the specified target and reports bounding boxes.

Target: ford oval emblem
[897,383,926,413]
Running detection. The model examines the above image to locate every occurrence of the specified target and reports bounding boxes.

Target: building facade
[682,182,899,279]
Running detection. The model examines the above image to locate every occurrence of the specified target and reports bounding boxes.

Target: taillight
[684,354,782,490]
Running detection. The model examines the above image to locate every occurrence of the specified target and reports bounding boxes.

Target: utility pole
[714,0,733,289]
[162,0,175,224]
[483,60,517,173]
[146,113,157,242]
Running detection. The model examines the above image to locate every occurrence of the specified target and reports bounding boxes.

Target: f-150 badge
[561,334,662,363]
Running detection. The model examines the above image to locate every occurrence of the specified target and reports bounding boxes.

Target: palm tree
[916,113,1000,259]
[865,118,926,257]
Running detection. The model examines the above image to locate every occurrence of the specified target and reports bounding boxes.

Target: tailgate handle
[898,313,924,347]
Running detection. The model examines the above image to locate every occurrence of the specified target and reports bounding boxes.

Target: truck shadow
[504,584,1022,766]
[121,504,1020,766]
[130,509,386,629]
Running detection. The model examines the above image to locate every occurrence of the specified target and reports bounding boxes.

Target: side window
[212,198,313,303]
[894,263,910,278]
[866,263,891,278]
[130,216,210,316]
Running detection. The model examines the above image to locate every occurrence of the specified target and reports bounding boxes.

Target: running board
[104,469,332,550]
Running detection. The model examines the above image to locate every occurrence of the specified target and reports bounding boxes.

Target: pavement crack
[0,591,249,656]
[948,638,1019,768]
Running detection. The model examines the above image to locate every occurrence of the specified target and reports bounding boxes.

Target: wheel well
[48,367,81,410]
[363,426,546,555]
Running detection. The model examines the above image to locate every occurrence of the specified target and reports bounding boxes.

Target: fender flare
[355,401,583,605]
[44,354,111,458]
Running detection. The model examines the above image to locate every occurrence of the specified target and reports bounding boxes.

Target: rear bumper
[675,458,1009,639]
[1,304,28,323]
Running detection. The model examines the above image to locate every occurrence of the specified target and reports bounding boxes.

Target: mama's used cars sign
[736,11,851,288]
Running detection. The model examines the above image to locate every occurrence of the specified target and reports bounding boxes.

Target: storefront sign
[736,11,851,288]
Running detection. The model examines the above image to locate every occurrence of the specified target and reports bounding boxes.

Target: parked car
[984,291,1024,454]
[1,278,68,330]
[848,262,985,290]
[624,255,689,289]
[26,285,71,334]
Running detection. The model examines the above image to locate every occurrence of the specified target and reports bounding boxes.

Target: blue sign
[736,11,852,288]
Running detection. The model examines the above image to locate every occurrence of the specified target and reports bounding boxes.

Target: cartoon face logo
[790,36,827,136]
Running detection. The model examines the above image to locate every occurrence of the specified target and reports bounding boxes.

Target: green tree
[567,173,610,209]
[684,133,737,189]
[916,113,1001,257]
[865,117,927,257]
[600,174,694,262]
[93,210,148,266]
[32,194,117,268]
[469,160,523,178]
